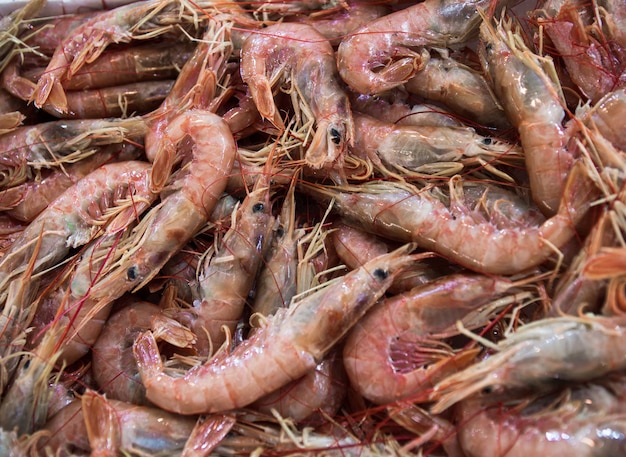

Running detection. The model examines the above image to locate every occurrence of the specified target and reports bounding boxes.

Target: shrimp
[42,79,176,119]
[538,0,626,104]
[133,245,417,414]
[336,0,513,95]
[251,180,304,318]
[479,14,575,216]
[302,159,595,275]
[0,0,45,73]
[430,314,626,413]
[0,116,148,191]
[351,112,522,178]
[343,273,514,405]
[286,1,390,46]
[240,23,354,169]
[91,300,161,405]
[81,390,197,456]
[253,350,347,424]
[56,110,236,365]
[404,52,510,129]
[176,166,275,355]
[29,0,205,111]
[583,87,626,153]
[456,379,626,457]
[40,399,91,455]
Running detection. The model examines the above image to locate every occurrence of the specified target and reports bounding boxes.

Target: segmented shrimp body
[352,112,521,176]
[343,274,514,405]
[240,23,354,169]
[178,172,275,355]
[133,245,416,414]
[0,117,147,191]
[303,160,594,274]
[430,315,626,413]
[479,16,575,216]
[456,380,626,457]
[30,0,201,111]
[336,0,511,95]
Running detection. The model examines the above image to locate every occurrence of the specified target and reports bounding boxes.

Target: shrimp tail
[133,331,166,382]
[247,75,285,130]
[82,390,119,455]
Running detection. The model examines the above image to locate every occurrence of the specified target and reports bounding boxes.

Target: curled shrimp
[430,314,626,413]
[479,14,575,216]
[240,22,354,169]
[91,300,161,405]
[133,245,417,414]
[336,0,513,95]
[343,273,514,405]
[302,159,595,275]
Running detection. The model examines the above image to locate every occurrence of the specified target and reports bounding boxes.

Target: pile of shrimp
[0,0,625,455]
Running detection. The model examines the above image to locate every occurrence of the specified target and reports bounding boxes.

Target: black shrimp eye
[485,43,493,53]
[482,137,493,145]
[330,127,342,145]
[373,268,388,280]
[276,226,285,237]
[127,266,138,281]
[252,202,265,213]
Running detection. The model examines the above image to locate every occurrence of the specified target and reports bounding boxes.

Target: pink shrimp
[240,22,354,169]
[336,0,515,95]
[479,14,576,216]
[253,350,347,424]
[343,273,514,405]
[302,159,595,275]
[456,379,626,457]
[29,0,203,111]
[133,245,417,414]
[175,168,275,355]
[56,109,236,365]
[91,300,161,405]
[430,314,626,414]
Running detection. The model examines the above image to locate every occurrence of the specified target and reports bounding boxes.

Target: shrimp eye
[373,268,388,280]
[482,137,493,145]
[330,127,342,145]
[127,266,138,281]
[252,202,265,213]
[276,226,285,237]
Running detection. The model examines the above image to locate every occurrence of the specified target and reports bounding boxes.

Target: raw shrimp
[133,245,417,414]
[0,116,148,190]
[82,390,197,456]
[56,109,236,365]
[39,399,91,455]
[251,180,304,318]
[29,0,205,111]
[538,0,626,104]
[430,314,626,413]
[456,379,626,457]
[331,222,389,272]
[253,350,347,424]
[286,1,390,45]
[351,112,522,177]
[302,160,594,275]
[336,0,514,95]
[91,300,161,405]
[4,142,141,222]
[240,22,354,169]
[404,53,509,129]
[479,15,575,216]
[0,159,152,284]
[343,273,514,405]
[583,87,626,153]
[176,167,274,355]
[0,0,45,72]
[23,41,194,91]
